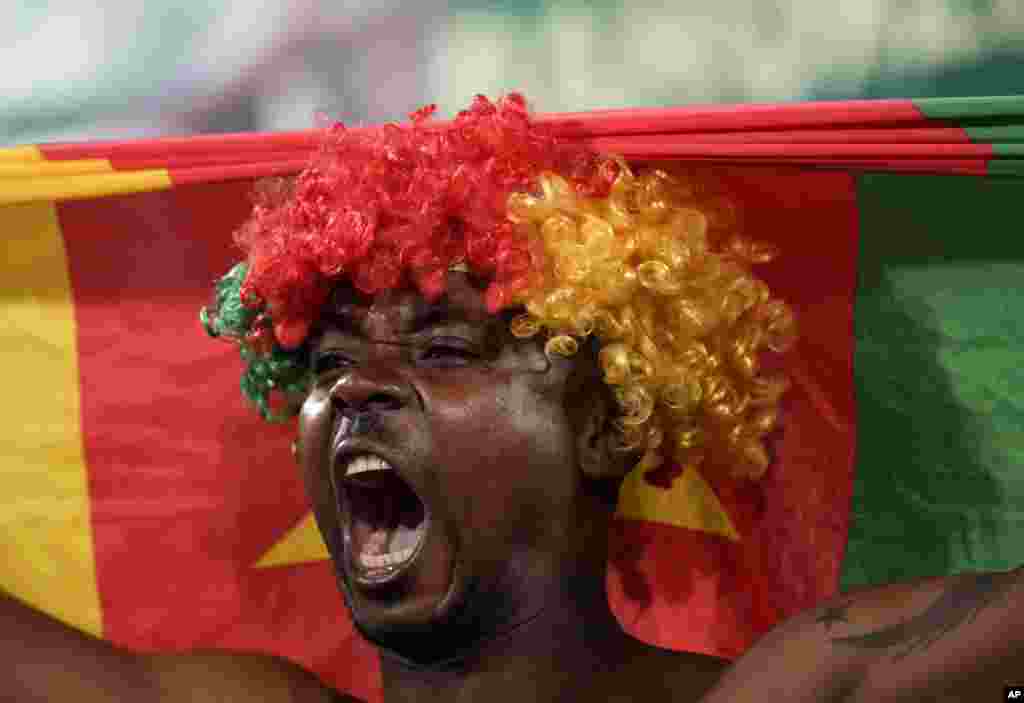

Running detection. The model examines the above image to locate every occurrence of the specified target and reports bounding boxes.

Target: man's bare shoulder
[147,650,343,702]
[700,565,1024,702]
[578,641,729,702]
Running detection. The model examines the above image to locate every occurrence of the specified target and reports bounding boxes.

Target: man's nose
[328,369,413,415]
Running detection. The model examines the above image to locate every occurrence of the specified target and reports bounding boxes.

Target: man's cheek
[298,389,332,452]
[296,389,339,532]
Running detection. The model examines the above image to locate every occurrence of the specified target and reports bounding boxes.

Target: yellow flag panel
[0,201,102,636]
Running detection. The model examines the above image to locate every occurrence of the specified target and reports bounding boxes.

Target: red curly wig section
[235,93,619,349]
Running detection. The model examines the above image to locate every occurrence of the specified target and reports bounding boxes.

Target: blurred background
[4,0,1024,146]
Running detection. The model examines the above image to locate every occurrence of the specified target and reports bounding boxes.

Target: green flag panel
[844,172,1024,590]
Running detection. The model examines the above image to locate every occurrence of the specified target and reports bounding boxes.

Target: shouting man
[2,94,1022,702]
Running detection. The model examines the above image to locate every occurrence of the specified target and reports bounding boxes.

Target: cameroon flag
[3,96,1023,702]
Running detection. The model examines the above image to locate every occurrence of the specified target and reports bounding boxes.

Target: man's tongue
[361,526,390,556]
[346,473,425,569]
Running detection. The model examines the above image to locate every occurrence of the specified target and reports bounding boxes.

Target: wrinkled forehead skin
[313,271,503,342]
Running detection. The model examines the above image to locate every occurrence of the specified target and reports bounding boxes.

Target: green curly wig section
[200,262,312,422]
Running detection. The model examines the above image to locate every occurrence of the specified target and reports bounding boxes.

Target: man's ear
[576,388,636,481]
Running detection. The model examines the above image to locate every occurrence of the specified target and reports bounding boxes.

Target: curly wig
[202,93,795,486]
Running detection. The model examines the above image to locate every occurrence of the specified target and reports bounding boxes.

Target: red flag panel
[52,164,857,700]
[57,181,380,701]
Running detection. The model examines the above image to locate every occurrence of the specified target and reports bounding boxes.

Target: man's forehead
[315,273,494,336]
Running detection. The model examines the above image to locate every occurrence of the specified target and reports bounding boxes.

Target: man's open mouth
[336,453,429,586]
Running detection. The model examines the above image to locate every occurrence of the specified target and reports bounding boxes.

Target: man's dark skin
[2,271,1023,702]
[294,271,728,702]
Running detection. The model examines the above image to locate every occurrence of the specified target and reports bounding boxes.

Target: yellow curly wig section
[504,160,796,484]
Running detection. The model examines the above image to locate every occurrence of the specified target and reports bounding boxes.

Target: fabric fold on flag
[3,95,1023,207]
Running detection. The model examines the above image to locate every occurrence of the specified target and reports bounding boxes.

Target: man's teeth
[345,454,393,476]
[359,547,414,568]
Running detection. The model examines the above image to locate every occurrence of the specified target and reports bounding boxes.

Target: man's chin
[340,551,546,671]
[333,529,522,667]
[352,573,512,671]
[344,577,461,633]
[342,566,492,669]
